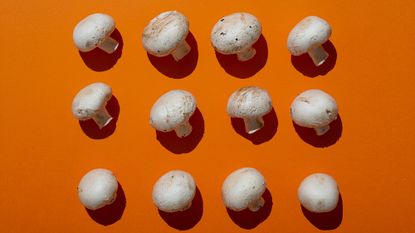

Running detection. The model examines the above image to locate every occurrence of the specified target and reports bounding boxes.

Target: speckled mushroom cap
[152,170,196,213]
[142,11,189,57]
[150,90,196,132]
[287,16,331,56]
[72,82,112,121]
[211,12,262,55]
[73,13,116,52]
[290,89,338,128]
[227,86,272,118]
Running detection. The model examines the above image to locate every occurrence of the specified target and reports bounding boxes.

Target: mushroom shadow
[156,107,204,154]
[147,31,198,79]
[86,182,126,226]
[79,95,120,139]
[293,115,342,147]
[79,28,123,72]
[230,108,278,145]
[158,186,203,230]
[301,193,343,230]
[226,188,272,229]
[291,40,336,77]
[215,34,268,79]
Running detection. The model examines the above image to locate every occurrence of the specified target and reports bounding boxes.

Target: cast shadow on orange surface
[158,186,203,230]
[215,34,268,79]
[293,115,342,148]
[79,96,120,139]
[86,182,126,226]
[291,40,337,78]
[156,108,204,154]
[147,32,198,79]
[79,29,123,71]
[301,193,343,230]
[231,108,278,145]
[226,188,273,229]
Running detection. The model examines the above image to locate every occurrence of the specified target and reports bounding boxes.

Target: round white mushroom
[227,86,272,134]
[150,90,196,138]
[298,173,339,213]
[73,13,119,54]
[142,11,190,61]
[72,82,113,129]
[152,170,196,213]
[222,167,266,212]
[290,89,338,136]
[211,12,262,61]
[287,16,332,66]
[77,168,118,210]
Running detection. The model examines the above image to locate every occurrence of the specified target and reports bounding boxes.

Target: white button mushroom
[142,11,190,61]
[222,168,266,212]
[77,168,118,210]
[150,90,197,138]
[287,16,332,66]
[290,89,338,136]
[211,12,262,61]
[73,13,119,54]
[298,173,339,213]
[72,82,113,129]
[227,86,273,134]
[152,170,196,213]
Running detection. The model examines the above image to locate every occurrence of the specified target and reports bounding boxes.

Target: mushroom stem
[248,197,265,212]
[314,125,330,136]
[98,36,119,54]
[307,45,329,66]
[171,40,191,61]
[174,121,192,138]
[92,107,113,129]
[243,117,264,134]
[237,47,256,61]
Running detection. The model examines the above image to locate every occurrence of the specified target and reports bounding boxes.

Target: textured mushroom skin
[73,13,115,52]
[287,16,331,56]
[227,86,272,118]
[222,167,266,211]
[152,170,196,213]
[142,11,189,57]
[211,12,261,54]
[72,82,112,121]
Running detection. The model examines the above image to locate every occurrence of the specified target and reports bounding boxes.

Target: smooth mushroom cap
[287,16,331,56]
[290,89,338,128]
[73,13,116,52]
[150,90,196,132]
[72,82,112,121]
[152,170,196,213]
[142,11,189,57]
[211,12,262,55]
[222,167,266,211]
[227,86,272,119]
[77,168,118,210]
[298,173,339,213]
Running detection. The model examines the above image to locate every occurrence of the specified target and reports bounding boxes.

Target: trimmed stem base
[171,40,191,61]
[174,121,193,138]
[314,125,330,136]
[92,108,113,129]
[244,117,264,134]
[248,197,265,212]
[98,36,119,54]
[307,45,329,66]
[237,47,256,61]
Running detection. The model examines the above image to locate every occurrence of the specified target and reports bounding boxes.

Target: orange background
[1,0,415,232]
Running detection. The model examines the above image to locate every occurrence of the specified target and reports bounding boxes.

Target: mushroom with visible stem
[73,13,119,54]
[72,82,113,129]
[290,89,338,136]
[142,11,191,61]
[287,16,332,66]
[211,12,262,61]
[227,86,273,134]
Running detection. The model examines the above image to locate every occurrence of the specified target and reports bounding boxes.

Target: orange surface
[1,0,415,232]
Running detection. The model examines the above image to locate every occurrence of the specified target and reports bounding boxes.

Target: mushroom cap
[150,90,196,132]
[142,11,189,57]
[77,168,118,210]
[152,170,196,213]
[211,12,262,55]
[222,167,266,211]
[73,13,116,52]
[298,173,339,213]
[287,16,331,56]
[290,89,338,128]
[72,82,112,121]
[227,86,272,119]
